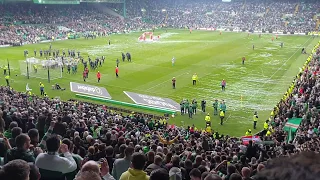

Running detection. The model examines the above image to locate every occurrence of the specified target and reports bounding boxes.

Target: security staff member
[5,75,9,86]
[266,128,272,137]
[264,120,269,130]
[205,113,211,127]
[270,110,275,119]
[219,110,225,125]
[206,126,212,134]
[263,120,269,135]
[39,82,45,96]
[3,65,8,75]
[253,112,258,129]
[163,118,167,127]
[192,73,198,85]
[245,129,252,136]
[33,64,38,73]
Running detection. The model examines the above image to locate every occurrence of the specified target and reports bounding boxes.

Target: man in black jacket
[245,140,258,160]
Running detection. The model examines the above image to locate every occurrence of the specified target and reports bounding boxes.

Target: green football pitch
[0,29,318,137]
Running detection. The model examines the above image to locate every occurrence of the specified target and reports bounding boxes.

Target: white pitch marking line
[224,114,232,123]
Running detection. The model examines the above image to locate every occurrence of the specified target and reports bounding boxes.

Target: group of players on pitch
[81,52,132,82]
[179,97,227,133]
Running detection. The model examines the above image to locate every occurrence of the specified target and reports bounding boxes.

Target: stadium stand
[0,0,319,46]
[1,0,320,180]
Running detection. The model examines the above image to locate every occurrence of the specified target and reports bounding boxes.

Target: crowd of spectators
[0,0,319,45]
[0,1,320,180]
[277,42,320,152]
[0,3,152,45]
[0,42,318,179]
[124,0,318,31]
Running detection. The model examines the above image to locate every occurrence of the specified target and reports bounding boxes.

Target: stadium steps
[92,4,124,20]
[316,19,320,31]
[294,3,299,15]
[265,7,270,15]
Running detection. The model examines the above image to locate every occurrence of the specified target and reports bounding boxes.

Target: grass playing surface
[0,29,318,137]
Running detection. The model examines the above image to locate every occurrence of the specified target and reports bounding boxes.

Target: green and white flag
[283,118,302,143]
[283,118,302,133]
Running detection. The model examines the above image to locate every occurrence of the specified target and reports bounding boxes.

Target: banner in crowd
[283,118,302,143]
[70,82,111,99]
[124,91,180,112]
[283,118,302,133]
[241,136,261,145]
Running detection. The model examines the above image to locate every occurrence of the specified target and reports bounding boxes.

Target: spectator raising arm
[38,121,55,150]
[35,135,77,179]
[157,132,180,145]
[59,143,78,174]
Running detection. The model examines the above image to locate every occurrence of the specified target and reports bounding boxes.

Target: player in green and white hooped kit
[192,99,198,115]
[184,99,189,114]
[219,100,226,114]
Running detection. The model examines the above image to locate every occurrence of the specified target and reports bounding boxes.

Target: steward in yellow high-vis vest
[5,75,10,86]
[206,126,212,134]
[3,65,8,75]
[266,129,272,137]
[33,64,38,73]
[264,120,269,130]
[219,110,225,125]
[192,73,198,85]
[263,120,270,136]
[205,113,211,127]
[40,82,45,96]
[245,129,252,136]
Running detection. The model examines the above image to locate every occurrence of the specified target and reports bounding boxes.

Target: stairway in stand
[294,3,299,16]
[315,19,320,31]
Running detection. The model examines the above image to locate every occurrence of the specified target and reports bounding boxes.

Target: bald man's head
[204,174,222,180]
[81,161,100,174]
[257,164,265,172]
[76,171,101,180]
[241,167,251,178]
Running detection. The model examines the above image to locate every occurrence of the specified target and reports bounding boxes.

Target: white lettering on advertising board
[143,99,176,109]
[123,91,179,111]
[77,85,102,95]
[138,94,165,101]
